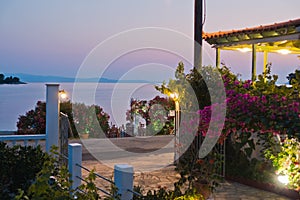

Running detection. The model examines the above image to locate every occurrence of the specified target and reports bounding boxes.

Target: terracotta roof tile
[203,18,300,40]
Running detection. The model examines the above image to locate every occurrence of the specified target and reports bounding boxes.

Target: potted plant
[80,130,90,139]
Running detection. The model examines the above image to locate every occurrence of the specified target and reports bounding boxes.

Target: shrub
[17,101,111,138]
[72,102,110,138]
[17,101,46,134]
[265,138,300,191]
[0,142,46,199]
[126,96,175,136]
[132,184,204,200]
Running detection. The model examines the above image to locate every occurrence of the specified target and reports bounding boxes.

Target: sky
[0,0,300,83]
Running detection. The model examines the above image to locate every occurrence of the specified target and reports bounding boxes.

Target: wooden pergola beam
[203,18,300,82]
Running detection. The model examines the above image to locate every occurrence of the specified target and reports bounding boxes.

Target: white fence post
[114,164,134,200]
[68,143,82,191]
[46,84,60,152]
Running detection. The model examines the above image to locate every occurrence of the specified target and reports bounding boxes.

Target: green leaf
[244,147,253,158]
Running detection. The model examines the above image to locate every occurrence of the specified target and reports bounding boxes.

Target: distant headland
[0,73,26,84]
[5,73,160,83]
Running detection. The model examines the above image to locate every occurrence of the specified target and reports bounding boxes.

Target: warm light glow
[238,47,251,53]
[277,49,291,55]
[278,175,289,185]
[169,92,178,100]
[59,90,67,99]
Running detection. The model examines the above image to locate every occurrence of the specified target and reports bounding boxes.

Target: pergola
[203,18,300,81]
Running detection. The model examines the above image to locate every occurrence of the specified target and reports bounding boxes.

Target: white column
[68,143,82,191]
[46,84,60,152]
[114,164,134,200]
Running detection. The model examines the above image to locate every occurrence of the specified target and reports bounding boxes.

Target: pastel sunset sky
[0,0,299,83]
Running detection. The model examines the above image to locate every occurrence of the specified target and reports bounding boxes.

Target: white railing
[0,84,61,151]
[0,134,46,147]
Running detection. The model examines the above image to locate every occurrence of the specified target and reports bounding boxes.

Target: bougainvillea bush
[199,66,299,188]
[157,62,300,193]
[72,102,110,138]
[215,66,299,188]
[17,101,46,134]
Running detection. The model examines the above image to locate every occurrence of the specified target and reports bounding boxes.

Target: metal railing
[127,189,142,197]
[75,163,114,197]
[75,175,113,197]
[68,143,136,200]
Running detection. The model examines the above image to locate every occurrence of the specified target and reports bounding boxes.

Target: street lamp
[169,92,180,162]
[59,89,68,100]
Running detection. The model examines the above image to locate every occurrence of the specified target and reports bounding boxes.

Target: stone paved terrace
[82,161,293,200]
[76,136,294,199]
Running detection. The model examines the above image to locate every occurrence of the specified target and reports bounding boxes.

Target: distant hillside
[0,73,26,84]
[7,73,155,83]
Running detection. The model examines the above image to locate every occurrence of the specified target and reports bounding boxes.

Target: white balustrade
[0,134,46,147]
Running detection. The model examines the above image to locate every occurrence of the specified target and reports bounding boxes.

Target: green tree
[17,101,111,137]
[0,73,4,83]
[126,96,175,135]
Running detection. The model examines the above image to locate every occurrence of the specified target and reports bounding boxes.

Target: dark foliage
[17,101,110,138]
[0,73,24,84]
[0,142,46,199]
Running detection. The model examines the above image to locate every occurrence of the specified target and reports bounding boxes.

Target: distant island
[0,73,26,84]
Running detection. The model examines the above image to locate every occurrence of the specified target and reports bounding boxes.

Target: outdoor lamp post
[170,92,180,162]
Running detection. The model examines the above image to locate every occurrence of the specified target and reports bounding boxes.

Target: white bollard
[68,143,82,191]
[114,164,134,200]
[46,84,60,152]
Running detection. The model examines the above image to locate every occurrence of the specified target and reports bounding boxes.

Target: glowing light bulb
[59,90,67,99]
[277,49,291,55]
[238,47,251,53]
[170,92,178,100]
[278,175,289,185]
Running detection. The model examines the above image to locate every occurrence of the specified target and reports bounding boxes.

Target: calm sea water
[0,82,162,131]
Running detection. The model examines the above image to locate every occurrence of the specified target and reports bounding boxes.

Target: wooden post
[194,0,203,69]
[46,84,60,152]
[114,164,134,200]
[216,48,221,68]
[68,143,82,191]
[251,44,257,82]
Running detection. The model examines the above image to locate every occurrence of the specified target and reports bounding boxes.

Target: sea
[0,82,163,131]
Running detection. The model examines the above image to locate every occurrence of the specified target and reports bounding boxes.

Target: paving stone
[81,160,293,199]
